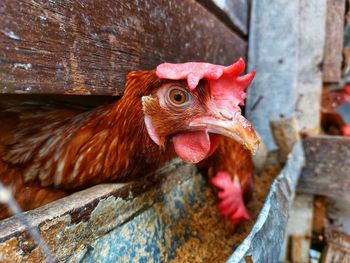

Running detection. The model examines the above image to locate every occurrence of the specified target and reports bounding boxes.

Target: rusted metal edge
[228,142,305,262]
[0,159,195,261]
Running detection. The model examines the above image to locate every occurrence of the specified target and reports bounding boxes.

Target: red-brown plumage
[0,71,173,217]
[0,60,259,222]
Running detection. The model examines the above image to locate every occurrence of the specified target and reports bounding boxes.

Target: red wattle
[173,131,219,163]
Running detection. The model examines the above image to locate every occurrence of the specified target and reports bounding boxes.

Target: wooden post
[246,0,327,150]
[296,0,327,134]
[323,0,346,83]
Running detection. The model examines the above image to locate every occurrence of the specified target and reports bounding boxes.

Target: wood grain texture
[322,230,350,263]
[0,0,246,95]
[298,136,350,202]
[323,0,345,83]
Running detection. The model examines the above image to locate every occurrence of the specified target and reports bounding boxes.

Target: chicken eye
[167,87,190,106]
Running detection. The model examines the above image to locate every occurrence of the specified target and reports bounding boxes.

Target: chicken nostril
[219,110,233,120]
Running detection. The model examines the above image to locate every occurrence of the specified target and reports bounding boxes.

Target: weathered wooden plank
[246,0,326,150]
[295,0,326,134]
[270,116,300,162]
[0,160,196,262]
[323,0,345,83]
[0,0,246,95]
[322,230,350,263]
[246,0,299,150]
[197,0,249,36]
[298,136,350,202]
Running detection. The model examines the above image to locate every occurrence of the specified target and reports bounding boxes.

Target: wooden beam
[0,0,246,95]
[197,0,249,36]
[298,136,350,202]
[323,0,345,83]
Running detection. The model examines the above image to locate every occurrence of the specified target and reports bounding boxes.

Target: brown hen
[0,59,259,222]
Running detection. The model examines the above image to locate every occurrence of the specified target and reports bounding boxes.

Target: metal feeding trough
[0,142,305,262]
[229,142,304,262]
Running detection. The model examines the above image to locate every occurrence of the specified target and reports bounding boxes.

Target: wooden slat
[323,0,345,83]
[197,0,249,36]
[298,136,350,202]
[322,230,350,263]
[0,0,246,95]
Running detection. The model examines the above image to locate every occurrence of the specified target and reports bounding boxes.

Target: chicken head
[142,58,260,164]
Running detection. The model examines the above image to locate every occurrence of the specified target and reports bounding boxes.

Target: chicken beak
[189,114,261,154]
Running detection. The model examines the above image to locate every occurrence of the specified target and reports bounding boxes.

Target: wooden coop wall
[0,0,252,262]
[0,0,249,96]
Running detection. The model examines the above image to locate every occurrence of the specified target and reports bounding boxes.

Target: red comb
[156,59,255,107]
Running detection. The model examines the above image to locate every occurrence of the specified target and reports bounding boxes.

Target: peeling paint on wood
[296,0,326,134]
[0,0,246,95]
[0,160,195,262]
[80,170,207,262]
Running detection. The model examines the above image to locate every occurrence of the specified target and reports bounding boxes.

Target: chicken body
[0,72,172,217]
[0,60,259,221]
